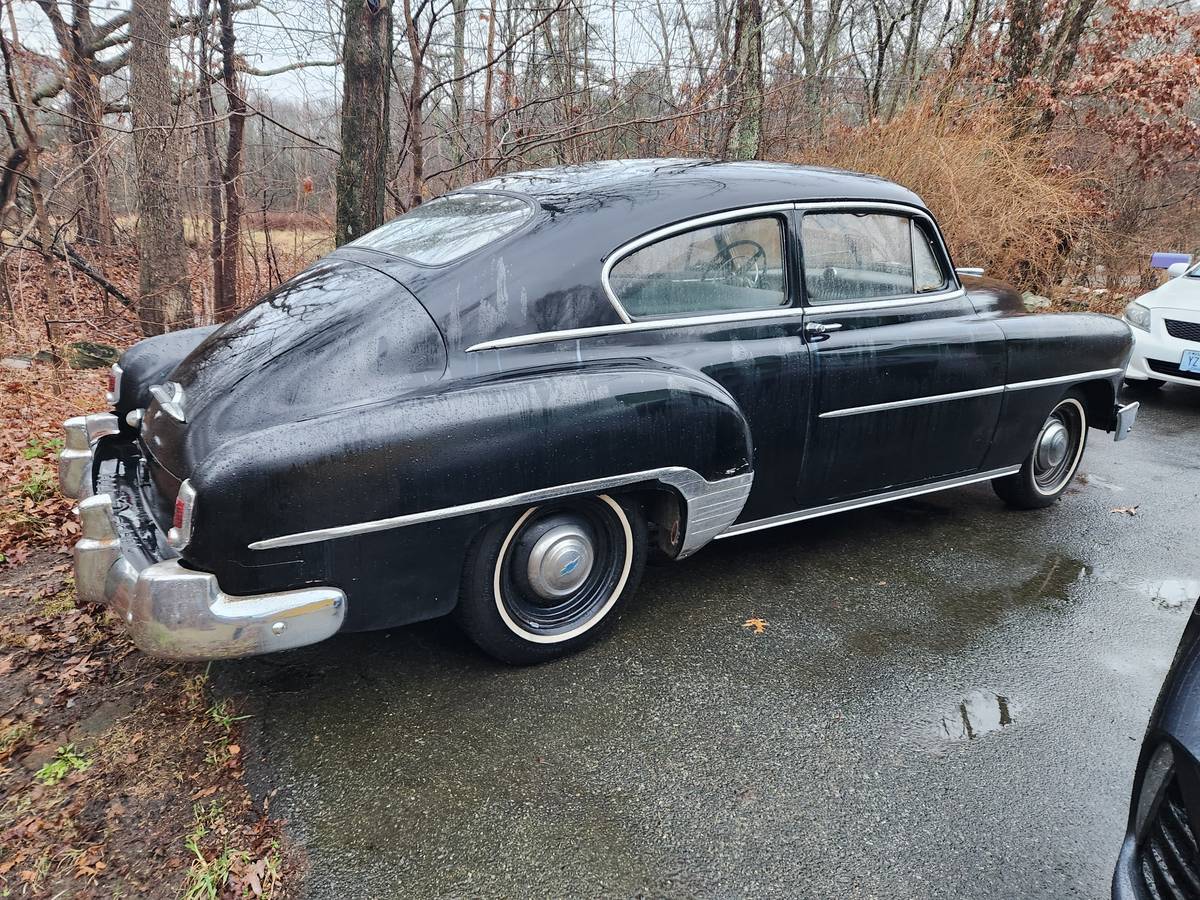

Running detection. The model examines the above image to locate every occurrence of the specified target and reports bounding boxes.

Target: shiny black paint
[97,159,1134,634]
[1113,604,1200,899]
[114,325,218,428]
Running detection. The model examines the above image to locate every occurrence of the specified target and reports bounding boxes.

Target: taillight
[167,480,196,549]
[105,363,123,407]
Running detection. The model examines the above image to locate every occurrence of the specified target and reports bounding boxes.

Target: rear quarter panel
[183,361,753,630]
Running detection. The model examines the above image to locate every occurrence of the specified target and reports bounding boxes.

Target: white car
[1124,254,1200,389]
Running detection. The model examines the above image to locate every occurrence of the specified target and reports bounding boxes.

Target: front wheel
[993,392,1089,510]
[455,494,647,665]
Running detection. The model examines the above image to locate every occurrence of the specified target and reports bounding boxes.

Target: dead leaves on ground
[742,617,768,634]
[1111,505,1140,516]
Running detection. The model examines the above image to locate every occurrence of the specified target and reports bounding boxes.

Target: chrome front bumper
[60,415,347,661]
[1114,400,1140,442]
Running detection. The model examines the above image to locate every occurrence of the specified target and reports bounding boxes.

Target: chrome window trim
[468,199,964,353]
[465,288,967,353]
[600,203,796,324]
[796,288,963,316]
[819,384,1005,419]
[794,200,961,305]
[249,466,754,553]
[717,466,1021,540]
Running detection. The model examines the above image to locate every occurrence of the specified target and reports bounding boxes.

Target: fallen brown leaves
[0,553,299,898]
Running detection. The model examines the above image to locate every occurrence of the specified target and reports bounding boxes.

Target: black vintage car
[59,159,1140,664]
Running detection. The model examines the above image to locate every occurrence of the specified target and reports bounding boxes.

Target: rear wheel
[993,392,1088,510]
[455,494,647,665]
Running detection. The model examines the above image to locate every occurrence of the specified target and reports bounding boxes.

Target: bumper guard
[60,415,346,660]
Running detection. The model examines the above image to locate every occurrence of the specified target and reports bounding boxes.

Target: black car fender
[115,326,219,426]
[183,360,754,618]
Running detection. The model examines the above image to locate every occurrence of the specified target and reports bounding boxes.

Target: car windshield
[347,193,532,265]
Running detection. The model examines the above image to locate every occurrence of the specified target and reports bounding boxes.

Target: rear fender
[188,361,755,576]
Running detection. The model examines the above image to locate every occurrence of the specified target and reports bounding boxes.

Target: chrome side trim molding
[819,384,1004,419]
[249,466,755,554]
[465,288,967,353]
[799,289,963,316]
[1005,368,1124,391]
[819,368,1125,419]
[467,308,806,353]
[671,471,754,558]
[716,466,1020,540]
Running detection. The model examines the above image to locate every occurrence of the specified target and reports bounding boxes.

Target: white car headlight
[1124,301,1152,332]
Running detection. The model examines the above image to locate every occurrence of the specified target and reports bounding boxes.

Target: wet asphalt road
[218,385,1200,900]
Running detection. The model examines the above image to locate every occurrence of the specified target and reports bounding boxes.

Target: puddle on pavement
[937,690,1019,741]
[1090,572,1200,610]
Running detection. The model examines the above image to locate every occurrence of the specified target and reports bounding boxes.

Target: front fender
[187,361,754,575]
[116,326,220,422]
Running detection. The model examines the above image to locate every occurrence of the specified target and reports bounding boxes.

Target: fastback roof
[464,158,925,212]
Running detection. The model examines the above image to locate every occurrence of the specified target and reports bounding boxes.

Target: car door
[794,204,1007,507]
[602,207,814,524]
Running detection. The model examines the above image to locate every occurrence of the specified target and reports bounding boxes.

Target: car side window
[609,217,788,319]
[801,212,948,305]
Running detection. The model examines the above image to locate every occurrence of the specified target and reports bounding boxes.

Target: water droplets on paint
[938,690,1018,741]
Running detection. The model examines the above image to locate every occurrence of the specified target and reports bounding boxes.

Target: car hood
[1137,275,1200,310]
[140,258,447,478]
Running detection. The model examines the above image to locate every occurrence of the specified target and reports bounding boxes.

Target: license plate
[1182,350,1200,374]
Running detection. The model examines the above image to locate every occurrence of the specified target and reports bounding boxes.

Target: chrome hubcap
[526,525,594,599]
[1036,421,1070,470]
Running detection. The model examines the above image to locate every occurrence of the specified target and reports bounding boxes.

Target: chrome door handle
[804,322,843,336]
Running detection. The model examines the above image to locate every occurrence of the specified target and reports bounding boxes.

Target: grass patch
[20,437,63,461]
[33,744,92,785]
[20,469,57,503]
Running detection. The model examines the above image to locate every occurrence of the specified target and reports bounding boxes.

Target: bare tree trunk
[217,0,245,318]
[31,0,114,248]
[481,0,498,176]
[404,0,426,207]
[129,0,192,335]
[452,0,467,166]
[727,0,764,159]
[197,0,225,317]
[336,0,392,244]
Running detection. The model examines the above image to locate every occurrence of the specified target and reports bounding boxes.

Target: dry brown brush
[793,99,1100,294]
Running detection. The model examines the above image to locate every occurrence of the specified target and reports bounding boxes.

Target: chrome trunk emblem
[149,381,187,423]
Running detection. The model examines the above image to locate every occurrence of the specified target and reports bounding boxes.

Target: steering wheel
[701,239,767,288]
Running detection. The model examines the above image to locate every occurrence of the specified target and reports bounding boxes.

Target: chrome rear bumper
[60,415,347,660]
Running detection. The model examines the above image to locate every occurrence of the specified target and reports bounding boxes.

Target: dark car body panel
[92,159,1134,637]
[1114,606,1200,899]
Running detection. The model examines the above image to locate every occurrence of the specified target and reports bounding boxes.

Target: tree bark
[727,0,764,159]
[403,0,426,208]
[197,0,225,316]
[452,0,467,166]
[336,0,392,245]
[129,0,192,335]
[217,0,246,318]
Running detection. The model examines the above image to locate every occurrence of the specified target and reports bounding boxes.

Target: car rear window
[348,193,532,265]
